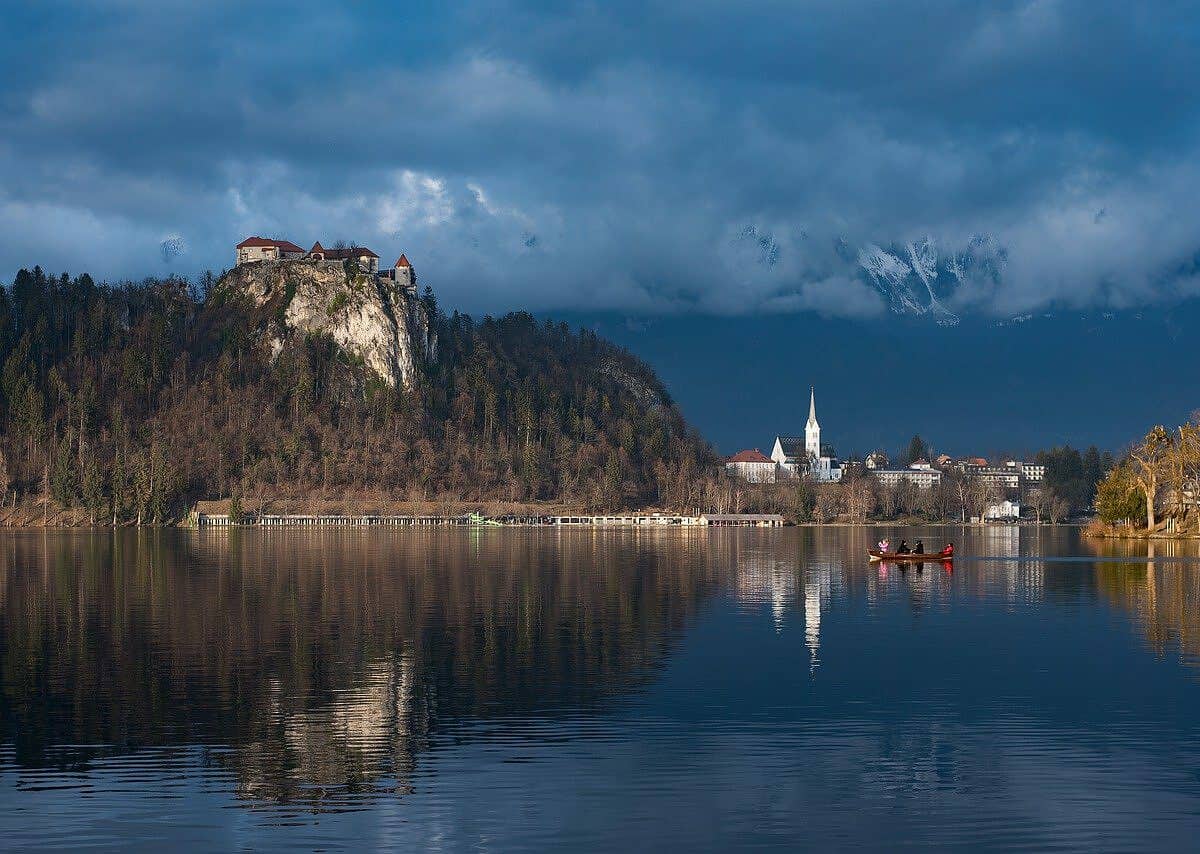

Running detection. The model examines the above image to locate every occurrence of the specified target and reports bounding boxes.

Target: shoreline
[0,514,1093,532]
[0,499,1129,533]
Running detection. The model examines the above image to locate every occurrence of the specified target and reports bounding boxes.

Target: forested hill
[0,266,717,523]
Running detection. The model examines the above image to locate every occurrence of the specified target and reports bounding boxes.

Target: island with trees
[0,265,716,525]
[0,262,1180,530]
[1090,419,1200,538]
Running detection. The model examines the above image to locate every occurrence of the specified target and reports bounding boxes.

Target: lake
[2,526,1199,851]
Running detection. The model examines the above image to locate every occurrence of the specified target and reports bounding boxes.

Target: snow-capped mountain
[729,226,1014,324]
[855,235,1008,326]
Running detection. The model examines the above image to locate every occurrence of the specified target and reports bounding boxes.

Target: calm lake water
[2,526,1200,851]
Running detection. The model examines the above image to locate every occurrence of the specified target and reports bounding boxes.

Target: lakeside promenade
[191,512,786,528]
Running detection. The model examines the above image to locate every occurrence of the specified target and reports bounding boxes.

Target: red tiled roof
[394,254,411,267]
[236,236,305,253]
[726,449,772,464]
[310,241,324,253]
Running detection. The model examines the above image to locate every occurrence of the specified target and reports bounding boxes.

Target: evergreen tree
[903,435,929,465]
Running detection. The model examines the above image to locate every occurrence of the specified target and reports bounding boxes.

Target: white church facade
[768,388,843,483]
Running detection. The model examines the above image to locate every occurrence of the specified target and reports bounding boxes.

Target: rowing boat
[868,549,953,562]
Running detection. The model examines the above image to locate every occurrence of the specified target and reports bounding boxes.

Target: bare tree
[967,478,1003,523]
[1129,426,1173,530]
[954,475,970,523]
[813,484,842,524]
[876,482,897,519]
[842,477,875,524]
[1172,422,1200,526]
[1049,494,1071,524]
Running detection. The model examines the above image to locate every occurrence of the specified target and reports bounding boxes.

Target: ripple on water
[1,526,1199,850]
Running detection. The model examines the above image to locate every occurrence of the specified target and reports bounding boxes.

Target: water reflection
[1,527,1200,849]
[1086,538,1200,671]
[0,529,728,809]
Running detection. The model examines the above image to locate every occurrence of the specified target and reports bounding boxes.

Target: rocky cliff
[217,260,436,389]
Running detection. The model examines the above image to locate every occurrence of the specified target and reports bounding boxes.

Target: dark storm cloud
[1,0,1198,316]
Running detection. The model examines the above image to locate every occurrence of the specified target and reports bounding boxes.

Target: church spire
[805,386,821,459]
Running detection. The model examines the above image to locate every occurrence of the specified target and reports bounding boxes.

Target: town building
[984,499,1021,521]
[872,460,943,490]
[840,457,865,477]
[964,462,1021,490]
[865,451,889,470]
[725,449,777,483]
[700,513,785,527]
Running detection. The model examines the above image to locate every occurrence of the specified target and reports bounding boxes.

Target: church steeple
[805,386,821,459]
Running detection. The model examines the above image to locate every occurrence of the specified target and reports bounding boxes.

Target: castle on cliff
[234,237,417,291]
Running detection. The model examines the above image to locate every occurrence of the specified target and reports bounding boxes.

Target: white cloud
[3,1,1200,320]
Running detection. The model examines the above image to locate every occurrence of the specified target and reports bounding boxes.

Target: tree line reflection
[1086,538,1200,669]
[2,527,1198,812]
[0,529,730,808]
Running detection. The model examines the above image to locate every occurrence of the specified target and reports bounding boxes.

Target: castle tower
[805,386,821,459]
[393,254,414,290]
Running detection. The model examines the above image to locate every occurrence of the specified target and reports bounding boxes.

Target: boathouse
[700,514,785,527]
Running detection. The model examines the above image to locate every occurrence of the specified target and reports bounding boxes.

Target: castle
[235,237,417,291]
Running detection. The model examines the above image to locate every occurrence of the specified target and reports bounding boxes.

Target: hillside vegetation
[0,266,716,523]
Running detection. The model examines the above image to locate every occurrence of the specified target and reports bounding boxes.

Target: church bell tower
[805,387,821,459]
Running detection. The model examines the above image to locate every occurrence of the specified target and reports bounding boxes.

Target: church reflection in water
[3,526,1200,813]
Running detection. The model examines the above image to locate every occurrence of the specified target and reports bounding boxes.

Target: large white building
[984,499,1021,521]
[770,388,842,483]
[872,460,943,490]
[725,449,777,483]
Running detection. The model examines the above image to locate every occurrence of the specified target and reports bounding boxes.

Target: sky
[1,1,1197,450]
[582,307,1200,458]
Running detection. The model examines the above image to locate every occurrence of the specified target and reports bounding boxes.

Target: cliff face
[218,260,436,389]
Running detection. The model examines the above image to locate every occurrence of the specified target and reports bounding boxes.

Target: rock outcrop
[218,260,436,389]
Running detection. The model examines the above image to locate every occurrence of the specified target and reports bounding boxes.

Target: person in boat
[942,542,954,556]
[877,538,890,553]
[897,539,910,554]
[914,539,924,555]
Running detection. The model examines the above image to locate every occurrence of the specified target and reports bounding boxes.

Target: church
[769,388,843,483]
